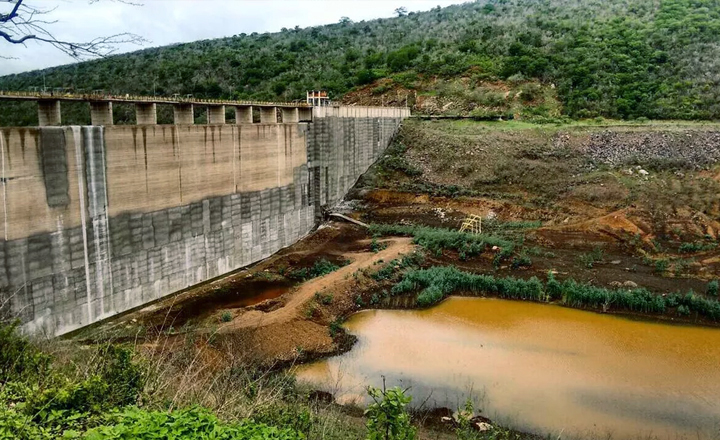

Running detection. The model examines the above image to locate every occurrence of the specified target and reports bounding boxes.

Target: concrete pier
[135,103,157,125]
[235,106,253,124]
[282,108,299,123]
[260,107,277,124]
[38,100,62,126]
[173,104,194,125]
[90,102,114,126]
[207,105,226,124]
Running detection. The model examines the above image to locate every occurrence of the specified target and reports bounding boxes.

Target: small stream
[296,297,720,439]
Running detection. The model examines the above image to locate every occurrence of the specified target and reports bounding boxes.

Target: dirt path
[222,237,414,331]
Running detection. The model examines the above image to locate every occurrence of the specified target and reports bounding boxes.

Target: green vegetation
[370,238,388,253]
[679,241,718,254]
[391,266,720,321]
[288,259,344,281]
[220,311,233,322]
[3,0,720,124]
[0,321,370,439]
[365,385,416,440]
[84,407,302,440]
[708,280,719,297]
[578,247,605,269]
[370,224,514,261]
[314,292,334,305]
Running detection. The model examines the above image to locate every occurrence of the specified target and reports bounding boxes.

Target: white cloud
[0,0,464,75]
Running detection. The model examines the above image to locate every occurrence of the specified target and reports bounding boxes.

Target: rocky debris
[582,130,720,169]
[476,422,493,432]
[609,280,639,289]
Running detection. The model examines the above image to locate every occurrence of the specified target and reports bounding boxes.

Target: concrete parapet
[38,100,62,126]
[235,106,253,124]
[260,107,277,124]
[90,102,114,126]
[173,104,194,125]
[135,103,157,125]
[208,105,226,124]
[282,108,299,123]
[298,108,313,122]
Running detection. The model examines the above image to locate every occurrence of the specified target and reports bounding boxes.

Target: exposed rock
[475,422,493,432]
[623,280,639,288]
[583,130,720,170]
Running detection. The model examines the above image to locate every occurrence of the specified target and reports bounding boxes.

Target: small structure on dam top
[0,92,410,336]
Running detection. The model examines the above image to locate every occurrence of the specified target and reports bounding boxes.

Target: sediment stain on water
[295,297,720,439]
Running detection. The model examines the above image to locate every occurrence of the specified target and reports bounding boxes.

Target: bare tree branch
[1,0,147,60]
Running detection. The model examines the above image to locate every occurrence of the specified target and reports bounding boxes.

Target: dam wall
[0,106,409,336]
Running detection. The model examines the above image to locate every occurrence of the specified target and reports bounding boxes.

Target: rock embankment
[582,130,720,169]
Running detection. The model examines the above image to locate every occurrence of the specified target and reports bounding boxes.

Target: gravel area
[582,130,720,169]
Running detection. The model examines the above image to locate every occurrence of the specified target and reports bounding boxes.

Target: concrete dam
[0,102,409,336]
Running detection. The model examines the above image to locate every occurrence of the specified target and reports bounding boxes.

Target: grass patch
[578,247,604,268]
[679,241,718,254]
[288,258,345,281]
[370,224,515,261]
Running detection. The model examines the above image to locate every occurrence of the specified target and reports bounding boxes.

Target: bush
[85,406,303,440]
[221,311,233,322]
[370,224,515,260]
[679,242,717,254]
[0,322,51,384]
[365,385,416,440]
[707,280,719,297]
[288,259,342,281]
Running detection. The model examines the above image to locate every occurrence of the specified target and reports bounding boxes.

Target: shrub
[707,280,719,297]
[288,259,342,281]
[679,242,717,254]
[0,322,51,384]
[365,385,416,440]
[578,247,604,268]
[546,272,562,300]
[221,311,233,322]
[370,238,388,253]
[370,224,515,259]
[654,259,669,273]
[85,406,303,440]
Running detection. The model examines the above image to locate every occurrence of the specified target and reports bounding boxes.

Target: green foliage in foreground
[84,407,302,440]
[0,321,305,440]
[365,386,416,440]
[370,224,515,261]
[393,266,720,320]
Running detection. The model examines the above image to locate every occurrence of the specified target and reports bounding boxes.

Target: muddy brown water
[144,280,292,328]
[296,298,720,439]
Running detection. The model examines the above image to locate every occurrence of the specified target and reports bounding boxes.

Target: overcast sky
[1,0,464,76]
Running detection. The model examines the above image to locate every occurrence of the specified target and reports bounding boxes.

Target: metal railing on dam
[0,90,312,108]
[0,90,318,126]
[0,104,410,336]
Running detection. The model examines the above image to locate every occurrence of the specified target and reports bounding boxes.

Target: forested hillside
[1,0,719,124]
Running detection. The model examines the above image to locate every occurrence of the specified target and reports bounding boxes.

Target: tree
[394,7,408,17]
[0,0,146,60]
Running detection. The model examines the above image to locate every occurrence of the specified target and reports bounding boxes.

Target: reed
[394,266,720,321]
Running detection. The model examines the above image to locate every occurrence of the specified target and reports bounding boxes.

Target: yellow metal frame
[459,214,482,235]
